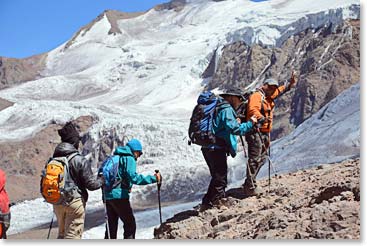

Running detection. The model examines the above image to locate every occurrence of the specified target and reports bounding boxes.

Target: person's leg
[0,223,5,239]
[244,132,264,190]
[112,199,136,239]
[251,132,270,178]
[63,198,85,239]
[201,148,215,206]
[104,200,119,239]
[0,212,10,239]
[53,204,66,239]
[202,148,227,205]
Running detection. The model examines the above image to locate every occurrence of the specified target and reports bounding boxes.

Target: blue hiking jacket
[104,146,157,200]
[205,99,253,157]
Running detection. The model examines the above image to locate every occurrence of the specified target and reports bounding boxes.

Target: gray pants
[244,131,270,189]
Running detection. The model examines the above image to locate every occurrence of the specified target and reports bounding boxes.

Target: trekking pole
[47,213,54,239]
[268,147,271,193]
[102,188,110,239]
[240,135,256,191]
[255,129,279,193]
[254,128,271,193]
[239,135,247,158]
[155,170,162,225]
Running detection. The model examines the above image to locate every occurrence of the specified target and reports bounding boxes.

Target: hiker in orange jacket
[243,72,297,196]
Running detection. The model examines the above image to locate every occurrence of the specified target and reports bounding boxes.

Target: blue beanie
[127,139,143,154]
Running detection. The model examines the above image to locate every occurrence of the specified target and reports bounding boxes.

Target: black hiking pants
[104,199,136,239]
[201,147,227,205]
[244,130,270,189]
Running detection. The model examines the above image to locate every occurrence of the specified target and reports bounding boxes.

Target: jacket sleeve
[221,107,254,135]
[78,156,103,191]
[271,84,287,100]
[126,158,157,185]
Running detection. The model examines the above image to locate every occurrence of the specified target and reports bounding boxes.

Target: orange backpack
[40,153,78,205]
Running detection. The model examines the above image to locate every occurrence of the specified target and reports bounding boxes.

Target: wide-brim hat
[264,78,279,87]
[218,85,245,100]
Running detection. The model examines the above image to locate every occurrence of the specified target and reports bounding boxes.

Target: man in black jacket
[53,122,103,239]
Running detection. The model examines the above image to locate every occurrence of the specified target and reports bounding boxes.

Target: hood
[53,142,79,157]
[0,169,6,190]
[114,146,134,157]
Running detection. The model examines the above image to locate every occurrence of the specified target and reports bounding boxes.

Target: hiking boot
[243,185,263,197]
[212,198,231,209]
[194,203,213,212]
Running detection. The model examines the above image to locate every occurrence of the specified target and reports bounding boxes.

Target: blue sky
[0,0,169,58]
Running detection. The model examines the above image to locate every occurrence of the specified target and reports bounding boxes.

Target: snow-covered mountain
[0,0,360,238]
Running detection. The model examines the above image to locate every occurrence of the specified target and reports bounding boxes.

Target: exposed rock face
[0,54,47,89]
[105,10,144,35]
[205,19,360,139]
[0,116,94,202]
[0,98,13,111]
[80,125,127,168]
[154,158,360,239]
[154,0,187,12]
[64,10,144,50]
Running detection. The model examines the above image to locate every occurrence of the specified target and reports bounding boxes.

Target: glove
[289,71,297,88]
[250,116,257,125]
[154,172,162,184]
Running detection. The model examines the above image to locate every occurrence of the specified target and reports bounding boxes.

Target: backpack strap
[67,152,79,162]
[214,97,230,118]
[255,89,266,117]
[110,156,128,190]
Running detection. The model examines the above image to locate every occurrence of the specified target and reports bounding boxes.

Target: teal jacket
[104,146,157,200]
[207,100,254,157]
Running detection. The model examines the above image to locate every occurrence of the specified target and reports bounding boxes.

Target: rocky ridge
[64,10,144,50]
[154,158,360,239]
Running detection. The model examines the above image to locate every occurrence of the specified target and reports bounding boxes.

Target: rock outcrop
[64,10,144,50]
[204,19,360,140]
[154,158,360,239]
[0,97,13,111]
[154,0,187,12]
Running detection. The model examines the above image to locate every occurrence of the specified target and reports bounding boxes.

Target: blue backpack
[188,91,222,146]
[99,155,126,192]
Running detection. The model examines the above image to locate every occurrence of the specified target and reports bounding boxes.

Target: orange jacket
[246,85,287,133]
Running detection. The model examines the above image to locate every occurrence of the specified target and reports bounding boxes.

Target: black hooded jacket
[53,142,102,202]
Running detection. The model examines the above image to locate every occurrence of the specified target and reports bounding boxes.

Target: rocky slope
[204,19,360,140]
[0,54,47,89]
[154,158,360,239]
